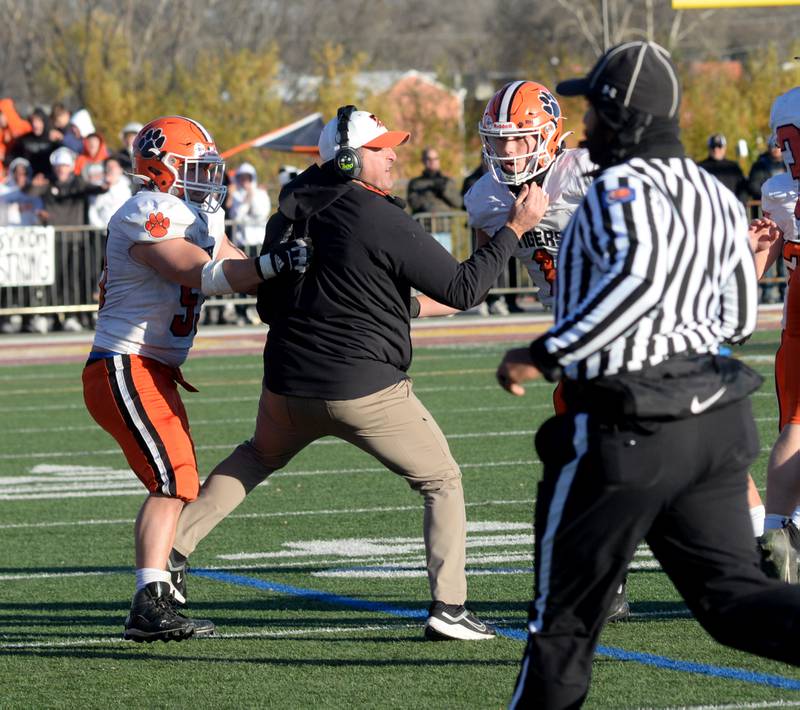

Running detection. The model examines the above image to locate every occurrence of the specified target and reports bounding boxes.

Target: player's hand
[748,217,782,254]
[264,238,312,277]
[496,347,542,396]
[505,183,549,238]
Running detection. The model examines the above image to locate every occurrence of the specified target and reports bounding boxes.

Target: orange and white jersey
[92,189,226,367]
[761,171,799,273]
[464,147,594,307]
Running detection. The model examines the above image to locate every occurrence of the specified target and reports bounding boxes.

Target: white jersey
[761,171,799,330]
[464,148,595,307]
[93,190,226,367]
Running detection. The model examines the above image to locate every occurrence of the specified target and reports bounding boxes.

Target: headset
[334,105,362,179]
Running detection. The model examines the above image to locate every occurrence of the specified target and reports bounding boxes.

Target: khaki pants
[174,379,467,604]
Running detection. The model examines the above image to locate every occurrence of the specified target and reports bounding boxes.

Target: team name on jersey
[520,227,561,251]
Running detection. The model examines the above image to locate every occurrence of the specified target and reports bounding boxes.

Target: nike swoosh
[175,574,183,584]
[690,386,726,415]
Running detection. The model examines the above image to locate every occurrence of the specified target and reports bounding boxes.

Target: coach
[496,41,800,708]
[172,106,547,640]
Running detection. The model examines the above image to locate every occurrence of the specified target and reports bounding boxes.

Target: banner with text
[0,226,56,286]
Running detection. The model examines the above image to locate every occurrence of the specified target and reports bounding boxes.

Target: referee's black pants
[510,398,800,709]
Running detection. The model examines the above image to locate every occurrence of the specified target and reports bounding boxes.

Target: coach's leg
[327,380,466,605]
[173,387,319,557]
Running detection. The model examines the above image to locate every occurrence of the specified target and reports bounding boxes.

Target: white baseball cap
[318,109,409,162]
[235,162,257,179]
[50,146,77,167]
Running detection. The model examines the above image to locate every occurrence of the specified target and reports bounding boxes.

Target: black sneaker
[606,580,630,623]
[424,601,496,641]
[168,549,188,606]
[123,581,213,642]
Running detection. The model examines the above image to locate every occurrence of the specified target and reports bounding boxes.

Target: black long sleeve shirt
[258,163,518,399]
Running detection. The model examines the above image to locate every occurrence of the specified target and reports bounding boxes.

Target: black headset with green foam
[334,105,362,179]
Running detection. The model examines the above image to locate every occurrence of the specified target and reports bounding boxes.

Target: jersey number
[532,249,557,285]
[170,286,200,337]
[776,124,800,219]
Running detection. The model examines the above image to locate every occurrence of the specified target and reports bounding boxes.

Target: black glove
[256,238,312,279]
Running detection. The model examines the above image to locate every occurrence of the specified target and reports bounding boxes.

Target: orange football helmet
[133,115,226,213]
[479,81,565,185]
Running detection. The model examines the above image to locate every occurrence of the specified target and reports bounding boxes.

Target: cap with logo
[707,133,727,149]
[556,40,680,119]
[318,110,410,163]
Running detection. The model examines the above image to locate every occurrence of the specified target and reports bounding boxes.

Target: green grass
[1,329,799,709]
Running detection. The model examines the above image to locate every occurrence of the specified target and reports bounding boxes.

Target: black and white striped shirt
[537,157,758,381]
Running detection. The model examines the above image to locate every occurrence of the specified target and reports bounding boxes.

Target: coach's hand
[505,183,549,238]
[496,347,542,396]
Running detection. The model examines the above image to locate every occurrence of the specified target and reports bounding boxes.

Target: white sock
[135,567,171,592]
[764,513,790,531]
[792,506,800,528]
[750,504,765,537]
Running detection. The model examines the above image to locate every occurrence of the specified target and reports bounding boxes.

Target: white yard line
[639,702,800,710]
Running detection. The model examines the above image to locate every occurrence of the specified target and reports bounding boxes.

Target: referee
[496,41,800,709]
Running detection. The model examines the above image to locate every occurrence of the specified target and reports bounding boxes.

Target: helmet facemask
[480,124,557,186]
[165,152,227,214]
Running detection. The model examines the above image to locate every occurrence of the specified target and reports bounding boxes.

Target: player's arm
[130,237,310,295]
[748,217,783,280]
[412,294,460,318]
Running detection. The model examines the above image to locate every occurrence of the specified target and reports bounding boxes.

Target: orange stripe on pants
[82,354,200,501]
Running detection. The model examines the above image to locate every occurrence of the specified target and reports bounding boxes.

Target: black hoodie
[257,162,519,399]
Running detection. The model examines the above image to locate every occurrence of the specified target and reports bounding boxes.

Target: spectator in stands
[748,135,785,199]
[407,147,461,214]
[32,147,107,331]
[228,162,272,248]
[0,98,31,168]
[698,133,748,203]
[226,162,272,325]
[88,156,131,228]
[9,108,58,178]
[75,132,109,185]
[0,157,44,334]
[0,157,42,226]
[49,103,71,144]
[112,121,143,173]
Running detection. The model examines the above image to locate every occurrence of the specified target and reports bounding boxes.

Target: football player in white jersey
[82,115,310,641]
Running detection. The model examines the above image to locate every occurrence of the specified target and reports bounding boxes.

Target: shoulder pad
[113,191,200,244]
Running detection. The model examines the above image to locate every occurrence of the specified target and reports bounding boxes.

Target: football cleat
[168,549,188,606]
[123,581,213,642]
[424,601,496,641]
[758,525,799,583]
[606,580,630,623]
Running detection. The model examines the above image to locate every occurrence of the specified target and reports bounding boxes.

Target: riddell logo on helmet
[492,121,516,130]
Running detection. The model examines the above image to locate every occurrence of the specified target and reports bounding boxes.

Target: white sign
[0,226,56,286]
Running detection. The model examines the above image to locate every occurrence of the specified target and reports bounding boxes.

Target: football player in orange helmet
[478,80,565,186]
[83,115,311,641]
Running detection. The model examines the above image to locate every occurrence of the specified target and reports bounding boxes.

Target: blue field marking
[194,569,800,691]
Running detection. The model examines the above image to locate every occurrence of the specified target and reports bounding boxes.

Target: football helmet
[479,81,565,185]
[132,116,226,213]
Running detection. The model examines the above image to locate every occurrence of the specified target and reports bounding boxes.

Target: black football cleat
[123,581,214,642]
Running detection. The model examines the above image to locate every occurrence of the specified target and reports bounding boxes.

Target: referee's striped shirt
[537,157,758,381]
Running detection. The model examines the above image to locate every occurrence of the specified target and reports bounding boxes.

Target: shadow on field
[0,646,522,666]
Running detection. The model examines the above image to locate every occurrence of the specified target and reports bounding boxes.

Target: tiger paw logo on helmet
[137,128,166,159]
[145,212,170,238]
[538,91,561,119]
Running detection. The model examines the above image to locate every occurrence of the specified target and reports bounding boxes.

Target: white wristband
[257,253,277,280]
[200,258,234,296]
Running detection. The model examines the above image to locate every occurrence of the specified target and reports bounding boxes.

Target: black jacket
[697,157,747,202]
[257,162,518,399]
